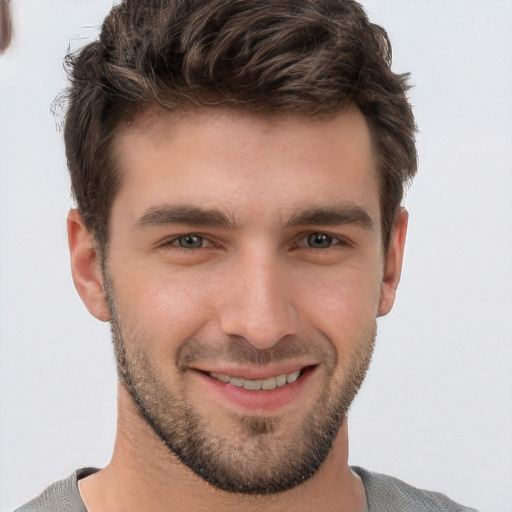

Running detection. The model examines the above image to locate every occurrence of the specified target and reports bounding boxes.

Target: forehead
[111,105,380,228]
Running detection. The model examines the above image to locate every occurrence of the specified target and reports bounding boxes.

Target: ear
[378,208,408,317]
[67,209,111,322]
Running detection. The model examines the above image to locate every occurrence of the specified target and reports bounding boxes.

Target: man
[16,1,477,511]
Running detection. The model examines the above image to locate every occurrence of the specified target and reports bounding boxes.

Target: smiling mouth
[207,368,311,391]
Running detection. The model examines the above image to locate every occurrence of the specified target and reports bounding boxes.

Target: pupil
[179,235,202,248]
[308,233,332,249]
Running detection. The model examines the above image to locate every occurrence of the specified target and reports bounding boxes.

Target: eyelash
[296,232,349,252]
[160,232,351,253]
[161,233,213,251]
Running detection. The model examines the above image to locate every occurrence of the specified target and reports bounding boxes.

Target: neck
[80,384,368,512]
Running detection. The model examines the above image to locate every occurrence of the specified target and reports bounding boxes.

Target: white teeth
[209,369,303,390]
[261,377,277,390]
[286,370,300,384]
[230,377,244,387]
[275,374,287,387]
[243,379,262,390]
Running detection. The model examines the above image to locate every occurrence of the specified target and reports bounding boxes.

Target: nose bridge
[219,246,298,349]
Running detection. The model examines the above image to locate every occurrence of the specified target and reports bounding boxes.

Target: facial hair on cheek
[104,273,376,495]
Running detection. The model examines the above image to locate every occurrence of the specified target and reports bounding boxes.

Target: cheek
[295,265,382,337]
[109,251,383,356]
[110,265,214,352]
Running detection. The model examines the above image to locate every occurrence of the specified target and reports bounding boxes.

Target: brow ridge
[136,203,375,231]
[285,205,374,230]
[136,205,237,229]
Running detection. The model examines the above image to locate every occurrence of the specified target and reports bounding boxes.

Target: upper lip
[190,361,318,380]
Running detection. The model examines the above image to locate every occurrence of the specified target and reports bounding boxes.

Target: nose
[218,249,299,350]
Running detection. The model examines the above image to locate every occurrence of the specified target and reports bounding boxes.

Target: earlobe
[378,208,408,317]
[67,209,111,322]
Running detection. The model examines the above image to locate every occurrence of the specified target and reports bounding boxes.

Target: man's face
[104,106,388,493]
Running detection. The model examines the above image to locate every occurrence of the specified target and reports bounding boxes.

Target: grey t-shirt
[14,466,478,511]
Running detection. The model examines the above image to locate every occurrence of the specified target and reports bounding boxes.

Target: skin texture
[68,105,408,511]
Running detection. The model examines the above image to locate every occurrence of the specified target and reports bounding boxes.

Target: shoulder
[352,466,479,512]
[13,468,98,512]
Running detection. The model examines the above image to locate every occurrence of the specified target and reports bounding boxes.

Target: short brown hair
[63,0,417,250]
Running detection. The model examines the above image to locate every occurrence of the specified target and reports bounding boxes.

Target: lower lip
[195,367,316,412]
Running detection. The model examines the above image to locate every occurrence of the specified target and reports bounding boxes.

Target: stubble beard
[105,281,376,495]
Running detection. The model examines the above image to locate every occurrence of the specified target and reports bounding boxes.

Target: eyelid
[296,231,352,249]
[156,230,353,251]
[159,233,215,249]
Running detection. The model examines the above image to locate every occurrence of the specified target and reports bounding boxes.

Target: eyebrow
[135,203,375,232]
[136,205,238,230]
[285,205,375,231]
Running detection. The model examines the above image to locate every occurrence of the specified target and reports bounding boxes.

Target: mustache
[176,336,336,370]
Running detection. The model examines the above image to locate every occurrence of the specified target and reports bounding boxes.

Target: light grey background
[0,1,510,511]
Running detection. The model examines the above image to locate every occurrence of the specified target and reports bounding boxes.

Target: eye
[170,234,207,249]
[304,232,339,250]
